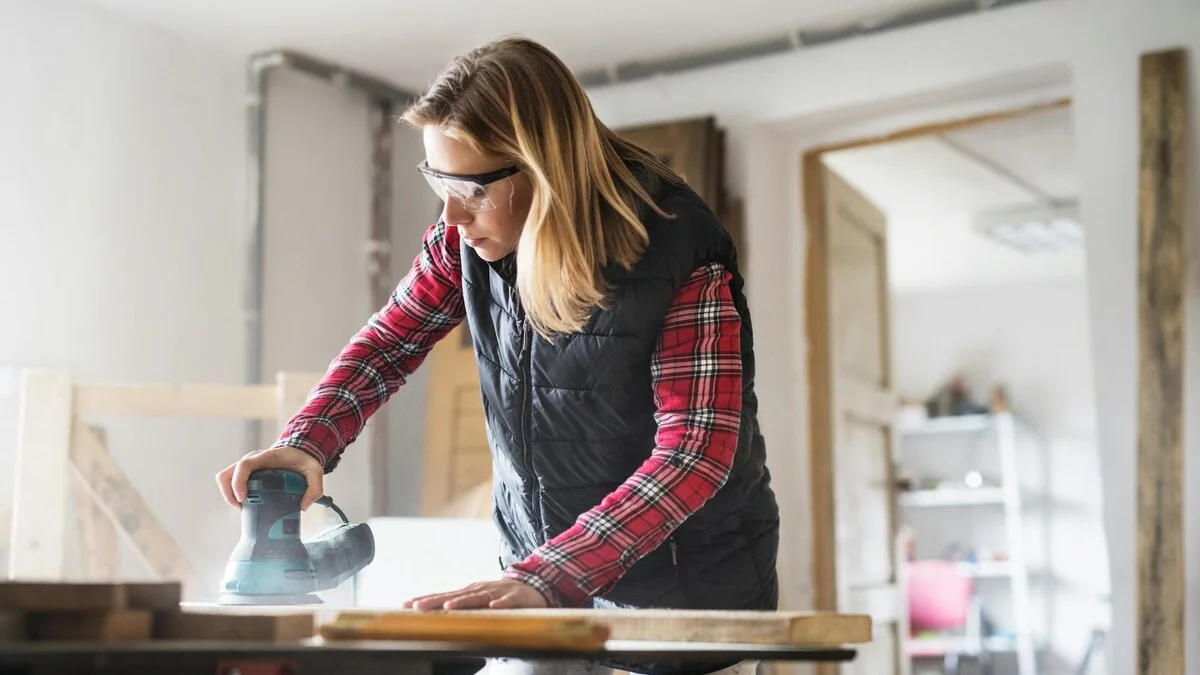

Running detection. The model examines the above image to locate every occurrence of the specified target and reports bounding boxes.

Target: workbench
[0,638,856,675]
[0,586,869,675]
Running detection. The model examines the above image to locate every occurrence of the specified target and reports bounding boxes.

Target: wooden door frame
[801,97,1071,662]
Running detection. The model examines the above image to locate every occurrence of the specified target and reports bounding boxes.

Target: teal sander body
[218,469,375,605]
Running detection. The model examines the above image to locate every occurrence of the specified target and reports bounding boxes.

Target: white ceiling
[822,106,1083,295]
[80,0,952,89]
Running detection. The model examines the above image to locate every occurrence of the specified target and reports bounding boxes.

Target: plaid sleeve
[503,262,743,607]
[273,222,465,471]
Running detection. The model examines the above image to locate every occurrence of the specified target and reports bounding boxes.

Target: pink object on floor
[907,559,973,631]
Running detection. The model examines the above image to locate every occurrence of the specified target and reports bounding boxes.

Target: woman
[216,36,779,675]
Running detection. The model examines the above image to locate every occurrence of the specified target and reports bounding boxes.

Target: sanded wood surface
[187,604,871,647]
[322,611,609,651]
[1136,47,1188,675]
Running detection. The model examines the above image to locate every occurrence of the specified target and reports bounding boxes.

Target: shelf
[956,560,1012,577]
[907,635,1017,657]
[899,487,1005,507]
[898,413,995,436]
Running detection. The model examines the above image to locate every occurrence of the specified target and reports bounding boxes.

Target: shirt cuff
[502,556,588,608]
[272,419,343,472]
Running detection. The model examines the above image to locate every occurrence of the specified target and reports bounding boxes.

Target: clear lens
[422,173,513,213]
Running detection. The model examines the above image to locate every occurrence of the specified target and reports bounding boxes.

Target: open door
[421,116,733,516]
[806,161,907,675]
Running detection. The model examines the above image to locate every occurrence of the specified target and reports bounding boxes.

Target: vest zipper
[669,537,680,580]
[519,318,543,542]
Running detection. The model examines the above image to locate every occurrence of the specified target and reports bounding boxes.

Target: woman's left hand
[404,579,549,610]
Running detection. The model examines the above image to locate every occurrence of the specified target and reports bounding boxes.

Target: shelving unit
[898,411,1036,675]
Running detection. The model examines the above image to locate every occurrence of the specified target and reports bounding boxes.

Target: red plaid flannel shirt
[274,221,743,607]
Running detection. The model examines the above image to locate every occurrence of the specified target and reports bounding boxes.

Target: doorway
[805,101,1111,675]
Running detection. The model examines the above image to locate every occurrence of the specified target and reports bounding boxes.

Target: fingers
[230,450,265,504]
[442,589,496,610]
[405,582,545,611]
[488,589,522,609]
[405,584,491,611]
[299,467,324,511]
[214,465,240,510]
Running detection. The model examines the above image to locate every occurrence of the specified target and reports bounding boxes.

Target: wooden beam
[802,154,837,616]
[69,421,203,596]
[74,383,280,419]
[9,370,73,579]
[1136,47,1188,675]
[73,427,118,580]
[275,372,320,432]
[809,98,1070,156]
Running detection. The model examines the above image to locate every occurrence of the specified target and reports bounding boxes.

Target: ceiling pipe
[243,50,415,519]
[576,0,1047,88]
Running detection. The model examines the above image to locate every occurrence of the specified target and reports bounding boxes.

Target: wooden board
[0,581,180,612]
[475,609,871,646]
[1136,47,1188,675]
[29,610,152,642]
[10,370,73,579]
[73,426,119,581]
[188,605,871,647]
[322,611,608,651]
[69,421,203,595]
[0,582,127,612]
[125,581,183,610]
[421,323,491,516]
[154,611,314,641]
[73,383,281,419]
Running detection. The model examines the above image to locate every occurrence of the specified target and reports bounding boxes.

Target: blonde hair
[401,36,683,338]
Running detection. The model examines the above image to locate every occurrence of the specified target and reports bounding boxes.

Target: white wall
[0,0,436,600]
[587,2,1200,673]
[892,278,1108,672]
[0,0,244,593]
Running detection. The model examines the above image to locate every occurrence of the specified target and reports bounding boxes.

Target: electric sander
[218,469,375,605]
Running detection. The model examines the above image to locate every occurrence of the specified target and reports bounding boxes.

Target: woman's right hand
[215,446,325,511]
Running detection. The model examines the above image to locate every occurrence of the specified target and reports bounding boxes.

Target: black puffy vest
[461,175,780,621]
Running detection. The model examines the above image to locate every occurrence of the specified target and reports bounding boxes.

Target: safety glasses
[417,160,521,213]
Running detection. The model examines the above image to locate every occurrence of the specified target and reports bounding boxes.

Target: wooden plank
[186,604,872,647]
[275,372,321,431]
[329,609,871,647]
[809,98,1070,156]
[0,582,126,612]
[74,383,280,419]
[803,153,837,617]
[322,611,609,650]
[154,611,314,641]
[125,581,183,610]
[73,426,119,581]
[10,369,73,579]
[1136,47,1187,675]
[30,610,152,642]
[69,421,203,595]
[0,611,27,642]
